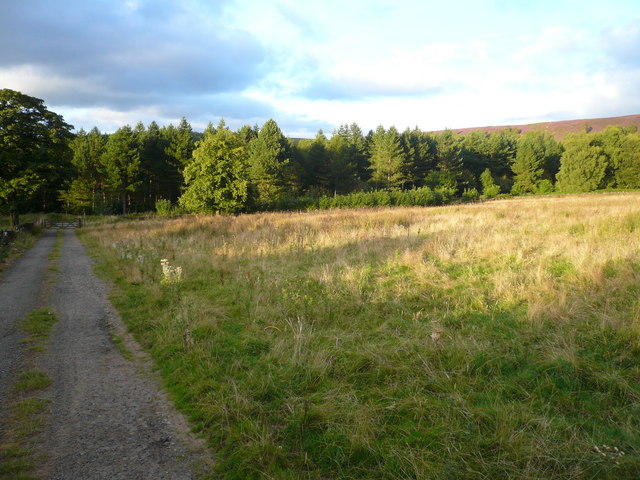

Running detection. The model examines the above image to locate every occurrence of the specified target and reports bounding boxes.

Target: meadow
[80,193,640,479]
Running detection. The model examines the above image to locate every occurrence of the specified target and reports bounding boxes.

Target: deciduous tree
[0,89,73,224]
[179,123,249,214]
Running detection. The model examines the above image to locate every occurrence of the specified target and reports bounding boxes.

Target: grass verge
[0,309,58,480]
[81,192,640,479]
[0,230,41,276]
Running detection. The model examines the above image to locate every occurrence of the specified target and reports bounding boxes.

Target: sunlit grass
[82,192,640,479]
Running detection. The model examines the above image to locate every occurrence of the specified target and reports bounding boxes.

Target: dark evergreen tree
[434,129,464,189]
[400,127,435,188]
[100,125,141,214]
[248,119,291,205]
[511,131,563,194]
[237,124,259,146]
[461,131,490,180]
[368,126,408,190]
[165,116,195,172]
[135,121,175,208]
[62,127,106,212]
[327,132,357,194]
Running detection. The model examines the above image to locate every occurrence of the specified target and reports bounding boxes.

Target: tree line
[2,89,640,221]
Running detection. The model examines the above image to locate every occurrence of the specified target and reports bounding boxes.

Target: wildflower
[160,259,183,284]
[593,444,625,464]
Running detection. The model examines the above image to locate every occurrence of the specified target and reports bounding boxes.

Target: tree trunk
[10,212,19,227]
[122,193,127,215]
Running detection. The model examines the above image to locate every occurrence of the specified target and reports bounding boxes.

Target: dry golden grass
[82,192,640,479]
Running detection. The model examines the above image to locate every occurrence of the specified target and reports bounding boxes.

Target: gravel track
[1,229,206,479]
[0,230,55,437]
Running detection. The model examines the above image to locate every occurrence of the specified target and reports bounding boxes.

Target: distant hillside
[434,114,640,139]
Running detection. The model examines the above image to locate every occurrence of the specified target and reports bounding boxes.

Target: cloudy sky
[1,0,639,137]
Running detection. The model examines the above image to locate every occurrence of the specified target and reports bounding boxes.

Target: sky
[1,0,639,137]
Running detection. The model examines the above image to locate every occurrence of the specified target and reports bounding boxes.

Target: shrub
[462,187,480,202]
[155,199,173,216]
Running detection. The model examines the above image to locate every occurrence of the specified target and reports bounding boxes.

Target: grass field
[81,192,640,479]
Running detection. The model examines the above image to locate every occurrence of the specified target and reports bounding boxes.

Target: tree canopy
[179,123,249,214]
[4,89,640,219]
[0,89,73,224]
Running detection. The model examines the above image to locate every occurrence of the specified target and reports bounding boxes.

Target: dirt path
[0,230,55,437]
[1,230,205,479]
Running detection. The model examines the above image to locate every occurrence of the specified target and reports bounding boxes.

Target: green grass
[110,332,135,361]
[47,232,62,272]
[14,371,51,392]
[21,309,57,343]
[0,309,57,478]
[0,231,41,273]
[81,193,640,479]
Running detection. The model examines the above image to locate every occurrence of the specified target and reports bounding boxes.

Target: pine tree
[62,127,106,212]
[248,119,291,206]
[434,129,464,187]
[305,130,332,193]
[327,132,357,194]
[511,131,563,194]
[100,125,141,214]
[480,168,501,198]
[401,127,435,188]
[368,126,408,190]
[165,116,195,172]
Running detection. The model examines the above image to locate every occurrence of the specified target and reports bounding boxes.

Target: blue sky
[1,0,639,136]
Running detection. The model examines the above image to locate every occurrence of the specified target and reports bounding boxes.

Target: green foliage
[556,132,608,193]
[179,126,249,214]
[248,119,292,206]
[317,186,452,209]
[60,127,106,213]
[327,131,358,194]
[100,125,141,214]
[461,187,480,201]
[400,127,436,187]
[368,126,408,190]
[7,86,640,219]
[425,170,458,190]
[511,132,563,193]
[480,168,501,198]
[136,121,179,210]
[0,89,73,222]
[299,130,332,193]
[164,116,195,171]
[434,129,464,187]
[155,199,173,216]
[535,179,555,194]
[613,133,640,189]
